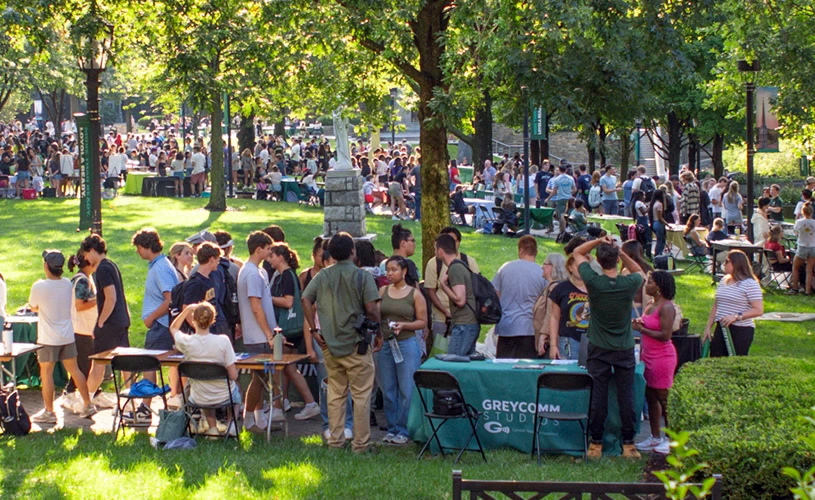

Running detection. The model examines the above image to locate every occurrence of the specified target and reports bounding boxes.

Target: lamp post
[738,59,760,243]
[523,94,530,234]
[635,118,642,168]
[389,87,398,147]
[76,2,113,236]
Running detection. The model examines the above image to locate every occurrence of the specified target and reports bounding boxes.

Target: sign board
[75,113,93,232]
[530,107,547,141]
[756,86,779,153]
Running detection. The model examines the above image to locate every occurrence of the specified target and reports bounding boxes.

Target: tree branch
[355,36,425,88]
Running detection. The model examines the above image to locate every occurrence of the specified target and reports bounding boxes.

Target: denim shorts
[173,171,185,178]
[797,246,815,260]
[16,170,31,182]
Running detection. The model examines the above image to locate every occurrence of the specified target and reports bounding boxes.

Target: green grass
[0,196,813,498]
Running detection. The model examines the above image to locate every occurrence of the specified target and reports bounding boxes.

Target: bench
[452,470,723,500]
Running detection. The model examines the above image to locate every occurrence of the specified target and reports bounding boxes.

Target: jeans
[557,336,581,360]
[652,220,666,257]
[313,339,353,432]
[636,215,652,258]
[374,336,422,437]
[602,200,618,215]
[413,192,421,220]
[586,344,636,443]
[448,323,480,356]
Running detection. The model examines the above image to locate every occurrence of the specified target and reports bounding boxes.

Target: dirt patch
[641,453,670,483]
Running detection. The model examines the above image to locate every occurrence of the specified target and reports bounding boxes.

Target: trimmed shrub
[670,357,815,499]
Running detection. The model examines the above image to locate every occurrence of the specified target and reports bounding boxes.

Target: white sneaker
[283,399,291,412]
[203,427,221,438]
[322,429,331,440]
[294,403,320,421]
[390,434,409,445]
[635,435,662,451]
[653,437,671,455]
[383,433,395,444]
[166,394,184,409]
[271,408,285,422]
[79,405,97,419]
[92,392,117,408]
[60,392,79,411]
[32,409,57,424]
[344,428,353,440]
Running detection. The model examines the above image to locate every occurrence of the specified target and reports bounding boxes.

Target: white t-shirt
[29,278,74,346]
[108,153,126,177]
[191,152,207,175]
[149,153,158,167]
[794,218,815,247]
[709,185,723,213]
[171,159,185,173]
[290,143,301,162]
[259,149,270,165]
[173,331,237,405]
[60,154,75,176]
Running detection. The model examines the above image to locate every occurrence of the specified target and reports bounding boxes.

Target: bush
[670,357,815,499]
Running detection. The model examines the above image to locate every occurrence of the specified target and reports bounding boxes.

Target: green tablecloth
[407,358,645,456]
[5,317,67,388]
[123,172,155,195]
[587,215,632,236]
[280,179,301,202]
[459,166,474,184]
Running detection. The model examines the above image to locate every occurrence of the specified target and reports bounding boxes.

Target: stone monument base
[322,169,373,239]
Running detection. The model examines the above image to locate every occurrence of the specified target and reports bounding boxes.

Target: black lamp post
[76,2,113,236]
[523,93,530,234]
[738,59,760,243]
[635,118,642,168]
[389,87,398,147]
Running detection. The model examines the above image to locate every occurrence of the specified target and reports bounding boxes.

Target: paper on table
[551,359,578,365]
[489,358,520,363]
[111,347,167,356]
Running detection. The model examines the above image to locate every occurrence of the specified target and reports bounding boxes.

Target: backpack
[588,185,602,208]
[639,176,656,197]
[169,279,192,332]
[272,268,304,339]
[448,259,502,325]
[218,260,241,325]
[0,386,31,436]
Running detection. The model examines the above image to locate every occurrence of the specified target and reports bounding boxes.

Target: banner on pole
[756,86,779,153]
[75,113,93,232]
[530,107,547,141]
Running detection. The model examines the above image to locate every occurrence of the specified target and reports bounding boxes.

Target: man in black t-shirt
[80,235,131,405]
[534,161,553,208]
[183,242,230,337]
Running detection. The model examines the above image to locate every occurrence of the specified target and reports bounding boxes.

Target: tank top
[379,285,416,342]
[71,272,98,336]
[640,302,675,359]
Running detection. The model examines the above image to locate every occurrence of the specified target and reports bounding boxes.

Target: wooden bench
[452,470,723,500]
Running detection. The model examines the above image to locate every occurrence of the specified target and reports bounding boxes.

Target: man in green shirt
[302,232,381,452]
[573,236,645,460]
[435,233,479,356]
[767,184,785,222]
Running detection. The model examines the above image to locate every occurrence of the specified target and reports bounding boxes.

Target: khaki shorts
[38,342,78,363]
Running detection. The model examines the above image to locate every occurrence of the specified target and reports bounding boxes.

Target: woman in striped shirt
[703,250,764,356]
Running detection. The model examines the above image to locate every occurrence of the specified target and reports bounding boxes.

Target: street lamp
[738,59,760,243]
[635,118,642,168]
[76,1,113,236]
[389,87,398,147]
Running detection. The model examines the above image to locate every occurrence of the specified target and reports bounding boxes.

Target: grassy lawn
[0,196,812,498]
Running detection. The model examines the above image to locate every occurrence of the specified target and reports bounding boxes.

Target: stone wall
[323,170,367,237]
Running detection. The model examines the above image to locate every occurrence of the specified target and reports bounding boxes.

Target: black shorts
[283,332,303,351]
[93,325,130,354]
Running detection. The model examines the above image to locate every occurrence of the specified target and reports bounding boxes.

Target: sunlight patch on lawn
[260,462,323,498]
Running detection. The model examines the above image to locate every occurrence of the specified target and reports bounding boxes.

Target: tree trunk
[619,130,632,180]
[414,0,451,270]
[471,88,493,169]
[238,113,255,153]
[712,132,724,179]
[688,136,697,175]
[206,92,226,211]
[666,111,683,176]
[274,119,286,138]
[587,143,596,174]
[531,139,540,166]
[598,122,607,167]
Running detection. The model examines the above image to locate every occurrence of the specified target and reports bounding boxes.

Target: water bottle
[273,326,283,361]
[634,341,641,364]
[388,321,404,364]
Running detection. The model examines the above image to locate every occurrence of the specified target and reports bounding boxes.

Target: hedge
[670,357,815,499]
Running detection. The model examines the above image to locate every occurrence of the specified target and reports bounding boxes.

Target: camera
[353,314,380,355]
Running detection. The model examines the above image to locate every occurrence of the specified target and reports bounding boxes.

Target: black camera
[354,315,380,355]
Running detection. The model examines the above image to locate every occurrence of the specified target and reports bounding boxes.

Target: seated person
[569,199,604,238]
[450,185,470,225]
[363,174,385,208]
[765,225,792,271]
[683,214,709,256]
[494,197,519,234]
[255,179,269,200]
[265,166,283,195]
[707,218,729,243]
[170,302,240,437]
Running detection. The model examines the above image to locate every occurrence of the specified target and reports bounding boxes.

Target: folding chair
[413,370,486,464]
[616,223,629,240]
[763,249,792,290]
[110,355,167,439]
[531,372,593,464]
[177,361,241,441]
[684,235,709,274]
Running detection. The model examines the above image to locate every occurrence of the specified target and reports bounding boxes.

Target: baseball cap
[185,230,217,246]
[42,249,65,268]
[807,176,815,185]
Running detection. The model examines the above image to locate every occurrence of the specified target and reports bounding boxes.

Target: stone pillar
[323,169,368,238]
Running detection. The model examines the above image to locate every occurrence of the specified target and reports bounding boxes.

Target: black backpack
[169,279,192,332]
[449,259,502,325]
[639,176,656,197]
[0,386,31,436]
[218,260,241,325]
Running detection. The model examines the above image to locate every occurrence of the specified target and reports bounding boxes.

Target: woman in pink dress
[631,271,678,455]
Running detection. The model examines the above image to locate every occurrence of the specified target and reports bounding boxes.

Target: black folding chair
[763,248,792,290]
[531,372,593,464]
[110,355,167,439]
[413,370,486,464]
[684,235,709,274]
[177,361,241,441]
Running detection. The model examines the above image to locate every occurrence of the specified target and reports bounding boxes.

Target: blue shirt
[577,174,592,199]
[623,179,634,206]
[142,254,179,327]
[551,174,576,201]
[600,174,618,201]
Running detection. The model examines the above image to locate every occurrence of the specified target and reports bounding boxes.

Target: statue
[332,108,352,170]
